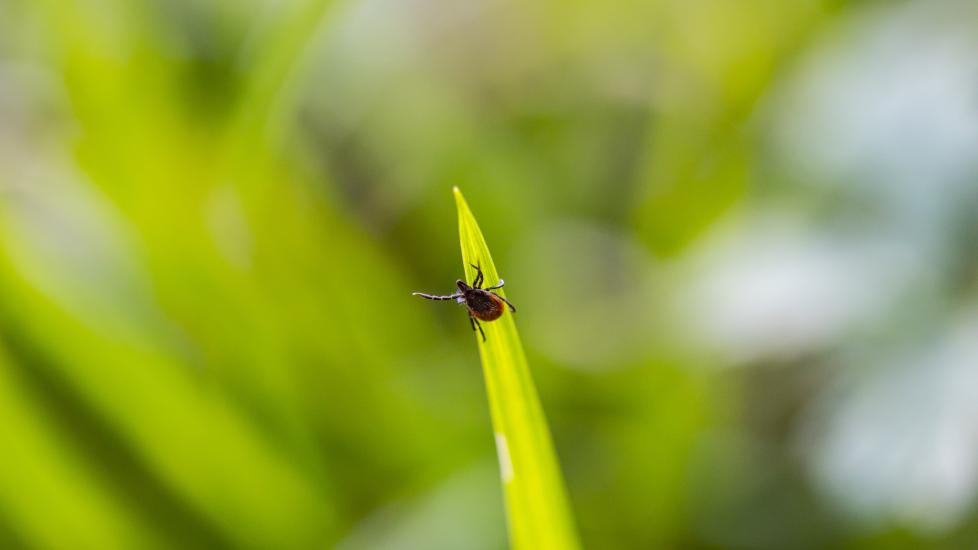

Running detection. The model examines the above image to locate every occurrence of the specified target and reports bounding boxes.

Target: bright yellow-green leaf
[453,187,580,550]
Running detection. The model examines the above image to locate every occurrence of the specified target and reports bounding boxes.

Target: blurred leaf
[453,187,579,550]
[0,344,167,550]
[0,207,335,549]
[225,0,336,175]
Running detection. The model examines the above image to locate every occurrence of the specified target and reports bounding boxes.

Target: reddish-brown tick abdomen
[466,290,505,321]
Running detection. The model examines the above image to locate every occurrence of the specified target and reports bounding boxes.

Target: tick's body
[465,289,506,321]
[413,264,516,341]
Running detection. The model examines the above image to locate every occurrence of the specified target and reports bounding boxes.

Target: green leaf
[453,187,580,550]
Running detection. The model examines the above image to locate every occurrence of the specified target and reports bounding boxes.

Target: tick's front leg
[469,263,484,289]
[485,279,504,290]
[412,292,461,301]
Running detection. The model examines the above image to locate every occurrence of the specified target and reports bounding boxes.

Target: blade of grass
[453,187,580,550]
[224,0,335,182]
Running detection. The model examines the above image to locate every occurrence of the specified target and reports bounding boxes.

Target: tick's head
[456,279,470,292]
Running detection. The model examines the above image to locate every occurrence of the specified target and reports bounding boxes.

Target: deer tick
[412,264,516,341]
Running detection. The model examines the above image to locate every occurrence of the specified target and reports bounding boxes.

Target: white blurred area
[801,312,978,532]
[670,0,978,534]
[672,212,920,364]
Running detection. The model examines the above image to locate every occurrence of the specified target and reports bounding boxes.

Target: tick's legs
[492,292,517,312]
[412,292,462,301]
[469,315,486,342]
[485,279,504,290]
[469,264,484,289]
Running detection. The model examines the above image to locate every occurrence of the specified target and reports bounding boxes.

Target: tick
[412,263,516,341]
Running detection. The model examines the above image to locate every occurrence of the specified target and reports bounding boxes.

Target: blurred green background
[1,0,978,548]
